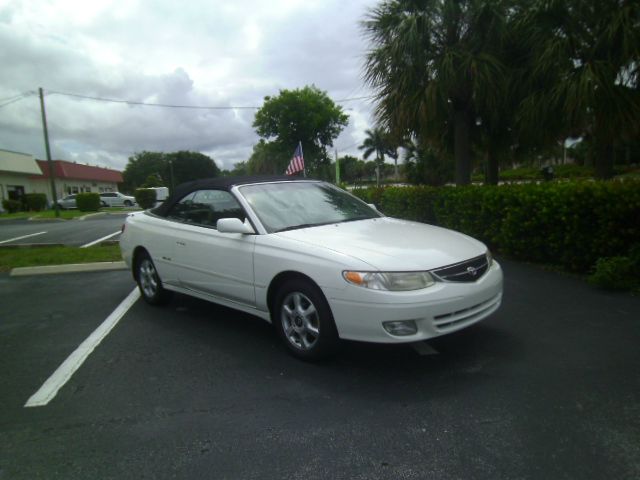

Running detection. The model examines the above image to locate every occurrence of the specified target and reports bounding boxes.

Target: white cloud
[0,0,379,171]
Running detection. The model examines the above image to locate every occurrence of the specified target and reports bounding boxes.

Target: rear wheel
[135,252,171,305]
[273,279,339,360]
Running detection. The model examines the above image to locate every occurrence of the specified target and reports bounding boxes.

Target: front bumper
[326,261,503,343]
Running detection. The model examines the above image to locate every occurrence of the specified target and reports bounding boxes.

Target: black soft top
[151,175,315,217]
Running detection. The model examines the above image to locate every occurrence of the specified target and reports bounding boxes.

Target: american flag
[285,142,304,176]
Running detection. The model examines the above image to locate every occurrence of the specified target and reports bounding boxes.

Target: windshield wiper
[275,223,320,233]
[338,215,378,223]
[276,217,375,232]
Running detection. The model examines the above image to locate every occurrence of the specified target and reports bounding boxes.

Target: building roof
[0,149,42,175]
[33,160,123,183]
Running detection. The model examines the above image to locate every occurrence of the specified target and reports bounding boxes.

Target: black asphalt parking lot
[1,259,639,479]
[0,213,128,246]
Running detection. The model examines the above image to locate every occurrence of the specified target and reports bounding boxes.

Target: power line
[47,89,262,110]
[335,95,375,103]
[0,91,36,109]
[45,89,374,110]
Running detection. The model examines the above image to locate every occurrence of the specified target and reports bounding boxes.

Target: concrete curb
[10,261,128,277]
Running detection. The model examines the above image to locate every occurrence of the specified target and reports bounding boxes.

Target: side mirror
[217,218,255,234]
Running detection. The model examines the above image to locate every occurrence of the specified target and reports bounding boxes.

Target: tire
[135,252,171,305]
[124,200,133,207]
[273,279,339,360]
[101,201,108,208]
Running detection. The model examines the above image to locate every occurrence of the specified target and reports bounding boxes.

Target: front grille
[431,254,489,283]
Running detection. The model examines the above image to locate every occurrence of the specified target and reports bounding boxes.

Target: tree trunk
[594,137,614,180]
[485,148,499,185]
[454,110,472,185]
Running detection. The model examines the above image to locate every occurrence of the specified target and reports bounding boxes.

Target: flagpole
[299,141,306,178]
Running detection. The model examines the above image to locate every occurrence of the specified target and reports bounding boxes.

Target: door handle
[176,241,186,246]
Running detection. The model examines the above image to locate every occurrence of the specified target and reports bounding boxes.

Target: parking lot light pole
[39,87,59,218]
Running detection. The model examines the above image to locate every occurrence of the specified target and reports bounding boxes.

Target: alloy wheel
[280,292,320,351]
[139,258,159,299]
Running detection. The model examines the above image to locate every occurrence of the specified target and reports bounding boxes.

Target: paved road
[1,259,638,479]
[0,213,128,246]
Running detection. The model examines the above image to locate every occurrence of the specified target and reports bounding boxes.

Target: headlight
[486,249,493,266]
[343,271,435,291]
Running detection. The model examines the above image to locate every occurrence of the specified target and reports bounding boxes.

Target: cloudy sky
[0,0,380,172]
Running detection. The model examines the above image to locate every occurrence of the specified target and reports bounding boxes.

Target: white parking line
[24,287,140,408]
[0,231,47,244]
[80,230,120,248]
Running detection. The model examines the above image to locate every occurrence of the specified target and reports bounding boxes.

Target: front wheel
[135,252,171,305]
[273,279,339,360]
[124,200,133,207]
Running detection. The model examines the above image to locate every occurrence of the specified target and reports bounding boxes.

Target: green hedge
[24,193,48,211]
[2,199,21,213]
[353,181,640,273]
[134,188,157,209]
[76,192,101,212]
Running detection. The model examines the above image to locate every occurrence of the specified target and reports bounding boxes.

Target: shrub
[135,188,157,210]
[2,199,21,213]
[588,254,640,291]
[24,193,48,211]
[353,181,640,274]
[76,192,101,212]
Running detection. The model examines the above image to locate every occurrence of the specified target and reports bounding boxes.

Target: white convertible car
[120,176,503,359]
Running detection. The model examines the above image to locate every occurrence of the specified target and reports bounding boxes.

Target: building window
[7,185,25,201]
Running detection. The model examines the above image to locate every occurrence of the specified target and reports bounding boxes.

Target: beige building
[0,148,123,209]
[0,149,44,204]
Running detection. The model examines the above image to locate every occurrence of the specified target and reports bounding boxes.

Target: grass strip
[0,244,122,272]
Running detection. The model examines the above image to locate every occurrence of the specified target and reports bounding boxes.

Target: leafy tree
[142,173,164,188]
[123,151,165,192]
[252,85,349,176]
[363,0,509,185]
[339,155,366,184]
[404,136,452,186]
[123,151,219,191]
[246,140,290,175]
[166,151,220,186]
[222,162,249,177]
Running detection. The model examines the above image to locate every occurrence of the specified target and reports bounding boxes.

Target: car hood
[275,217,486,271]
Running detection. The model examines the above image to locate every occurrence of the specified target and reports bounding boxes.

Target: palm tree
[359,127,388,186]
[362,0,509,185]
[517,0,640,179]
[403,135,451,186]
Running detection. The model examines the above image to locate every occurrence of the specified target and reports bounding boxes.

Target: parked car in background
[120,176,503,360]
[55,194,77,209]
[100,192,136,207]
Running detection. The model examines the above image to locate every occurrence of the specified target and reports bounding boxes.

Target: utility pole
[169,158,175,192]
[39,87,59,217]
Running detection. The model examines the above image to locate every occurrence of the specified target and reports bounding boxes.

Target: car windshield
[238,181,381,233]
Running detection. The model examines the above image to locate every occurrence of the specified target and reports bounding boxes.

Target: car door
[100,192,115,206]
[168,189,257,307]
